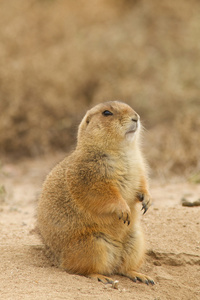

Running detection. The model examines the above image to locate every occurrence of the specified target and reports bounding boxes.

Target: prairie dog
[37,101,154,286]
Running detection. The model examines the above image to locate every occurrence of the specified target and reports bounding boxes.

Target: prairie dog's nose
[131,113,139,123]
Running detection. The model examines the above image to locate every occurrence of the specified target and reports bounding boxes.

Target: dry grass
[1,0,200,176]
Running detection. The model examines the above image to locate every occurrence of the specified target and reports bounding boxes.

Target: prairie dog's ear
[78,113,90,138]
[86,116,90,125]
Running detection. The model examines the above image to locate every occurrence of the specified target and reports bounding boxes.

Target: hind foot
[122,270,154,285]
[88,273,119,289]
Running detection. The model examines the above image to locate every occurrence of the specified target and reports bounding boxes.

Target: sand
[0,154,200,300]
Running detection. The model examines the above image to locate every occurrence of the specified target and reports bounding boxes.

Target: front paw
[137,193,151,214]
[115,204,131,225]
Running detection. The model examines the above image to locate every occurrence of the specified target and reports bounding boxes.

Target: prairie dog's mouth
[126,121,138,135]
[125,119,140,142]
[126,128,137,134]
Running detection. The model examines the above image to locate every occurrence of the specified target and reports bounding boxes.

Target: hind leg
[117,227,154,285]
[60,235,121,287]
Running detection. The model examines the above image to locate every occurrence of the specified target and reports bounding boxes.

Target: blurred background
[1,0,200,178]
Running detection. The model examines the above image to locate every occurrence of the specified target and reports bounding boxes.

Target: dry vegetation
[1,0,200,177]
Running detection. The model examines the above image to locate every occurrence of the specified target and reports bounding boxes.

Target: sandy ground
[0,153,200,300]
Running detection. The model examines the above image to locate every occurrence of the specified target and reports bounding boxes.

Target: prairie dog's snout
[131,113,140,130]
[131,112,140,123]
[126,113,140,138]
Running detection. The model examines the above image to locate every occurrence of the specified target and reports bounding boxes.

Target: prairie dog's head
[77,101,141,151]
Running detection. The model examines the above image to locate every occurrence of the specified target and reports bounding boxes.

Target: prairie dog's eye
[102,110,113,116]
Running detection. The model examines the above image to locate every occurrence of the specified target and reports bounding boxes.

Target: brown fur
[37,101,154,285]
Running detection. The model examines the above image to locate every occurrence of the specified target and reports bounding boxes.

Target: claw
[118,211,130,225]
[143,208,147,214]
[138,192,152,215]
[142,204,147,214]
[141,199,150,214]
[112,280,119,289]
[136,276,154,285]
[124,271,154,285]
[141,204,146,214]
[136,276,142,282]
[117,207,130,225]
[123,214,130,225]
